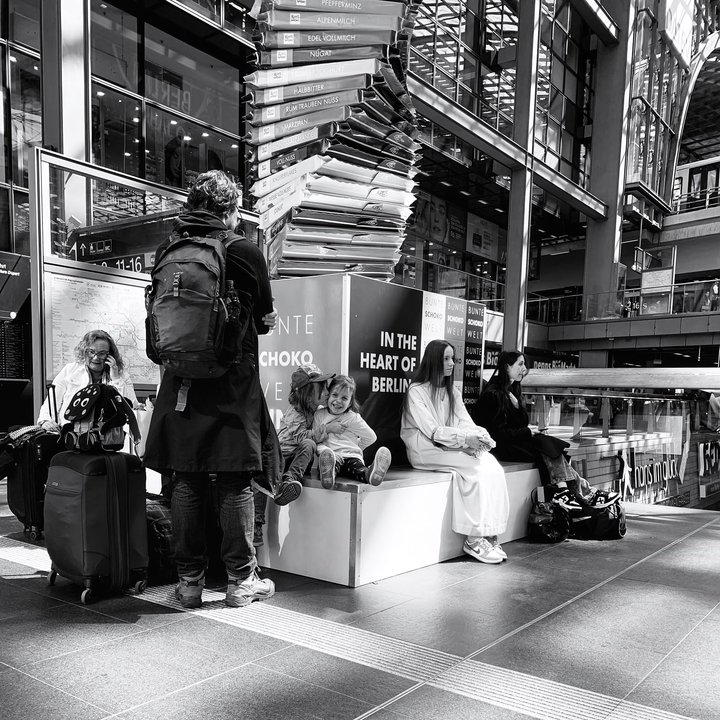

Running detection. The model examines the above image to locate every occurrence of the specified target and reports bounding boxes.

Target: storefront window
[0,46,8,186]
[8,0,40,50]
[13,189,29,255]
[9,49,41,188]
[91,84,142,178]
[90,0,139,93]
[0,188,10,252]
[145,106,240,189]
[144,24,241,136]
[225,1,253,34]
[175,0,221,23]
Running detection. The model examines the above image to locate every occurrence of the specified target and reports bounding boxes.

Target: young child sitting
[254,364,335,546]
[313,374,392,490]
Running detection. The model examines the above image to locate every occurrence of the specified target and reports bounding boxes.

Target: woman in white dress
[401,339,509,564]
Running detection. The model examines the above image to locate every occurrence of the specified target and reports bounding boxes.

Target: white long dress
[401,382,509,537]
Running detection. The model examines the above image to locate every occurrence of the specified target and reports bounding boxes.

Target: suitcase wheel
[48,570,57,586]
[81,588,94,605]
[134,580,147,595]
[27,528,42,541]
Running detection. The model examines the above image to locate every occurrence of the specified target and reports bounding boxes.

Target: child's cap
[291,364,335,390]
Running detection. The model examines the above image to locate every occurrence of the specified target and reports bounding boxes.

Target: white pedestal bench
[255,461,541,587]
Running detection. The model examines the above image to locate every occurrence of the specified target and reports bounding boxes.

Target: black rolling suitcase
[45,451,148,603]
[6,430,62,539]
[4,385,61,540]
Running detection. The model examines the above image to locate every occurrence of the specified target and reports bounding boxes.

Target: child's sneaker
[318,448,336,489]
[367,446,391,486]
[225,571,275,607]
[174,571,204,608]
[274,476,302,506]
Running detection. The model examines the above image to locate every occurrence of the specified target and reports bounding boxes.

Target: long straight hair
[405,339,457,419]
[489,349,524,405]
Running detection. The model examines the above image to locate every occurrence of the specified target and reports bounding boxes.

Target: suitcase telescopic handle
[47,383,58,423]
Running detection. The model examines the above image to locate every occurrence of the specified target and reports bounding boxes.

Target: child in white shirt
[313,375,391,489]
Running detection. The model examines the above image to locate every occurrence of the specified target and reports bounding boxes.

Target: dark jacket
[474,379,534,463]
[144,211,274,474]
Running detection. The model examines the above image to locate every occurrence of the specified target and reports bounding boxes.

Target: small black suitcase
[5,385,61,540]
[45,451,148,603]
[6,430,62,540]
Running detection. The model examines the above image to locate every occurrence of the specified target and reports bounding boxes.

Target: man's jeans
[172,471,256,580]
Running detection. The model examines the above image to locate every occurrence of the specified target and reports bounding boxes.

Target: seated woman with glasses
[37,329,139,432]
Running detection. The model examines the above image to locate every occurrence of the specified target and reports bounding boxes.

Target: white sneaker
[318,448,336,489]
[463,538,503,565]
[489,535,507,560]
[367,446,391,486]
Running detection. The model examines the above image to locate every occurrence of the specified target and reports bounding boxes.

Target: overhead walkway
[1,479,719,720]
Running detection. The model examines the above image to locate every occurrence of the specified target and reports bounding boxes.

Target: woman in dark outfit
[144,170,276,609]
[474,350,618,511]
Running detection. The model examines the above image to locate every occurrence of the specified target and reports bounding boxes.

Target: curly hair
[73,329,124,373]
[327,375,359,413]
[185,170,242,218]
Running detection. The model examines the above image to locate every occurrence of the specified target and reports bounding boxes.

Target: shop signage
[699,480,720,499]
[260,274,486,462]
[698,439,720,477]
[628,449,680,503]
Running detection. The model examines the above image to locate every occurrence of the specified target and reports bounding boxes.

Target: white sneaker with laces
[489,535,507,560]
[225,571,275,608]
[463,537,503,565]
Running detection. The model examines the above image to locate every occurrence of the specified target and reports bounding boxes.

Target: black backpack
[145,229,251,380]
[61,383,139,452]
[570,500,627,540]
[527,488,570,543]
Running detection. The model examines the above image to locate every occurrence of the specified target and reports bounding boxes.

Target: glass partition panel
[9,49,41,187]
[46,164,184,271]
[518,389,693,507]
[9,0,40,50]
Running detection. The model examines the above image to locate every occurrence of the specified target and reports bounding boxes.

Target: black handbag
[527,488,570,543]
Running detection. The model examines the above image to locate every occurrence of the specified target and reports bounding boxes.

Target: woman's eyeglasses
[85,349,109,359]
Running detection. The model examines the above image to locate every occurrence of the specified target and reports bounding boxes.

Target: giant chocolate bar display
[245,0,421,279]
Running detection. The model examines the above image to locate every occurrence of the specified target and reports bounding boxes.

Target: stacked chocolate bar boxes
[244,0,421,278]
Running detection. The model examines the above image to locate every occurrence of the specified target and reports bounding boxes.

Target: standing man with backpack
[144,170,278,609]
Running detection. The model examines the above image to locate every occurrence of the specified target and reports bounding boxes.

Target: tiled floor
[1,482,719,720]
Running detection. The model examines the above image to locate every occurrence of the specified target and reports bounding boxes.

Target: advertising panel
[348,276,485,463]
[259,274,486,463]
[259,274,345,426]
